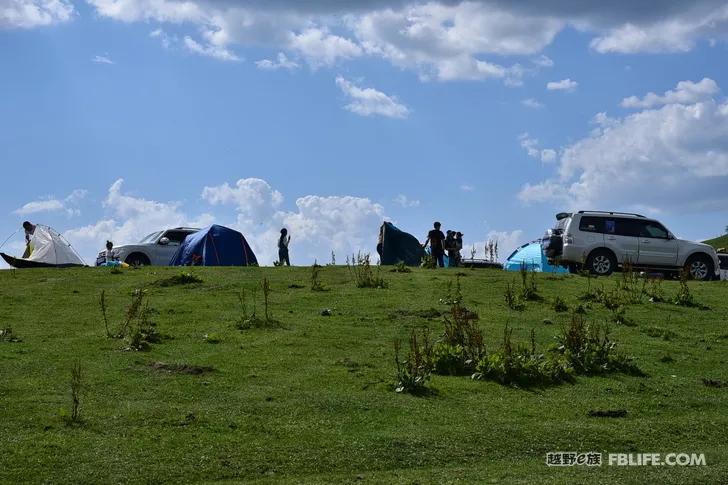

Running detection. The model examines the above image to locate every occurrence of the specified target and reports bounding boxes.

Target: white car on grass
[96,227,199,266]
[542,211,721,281]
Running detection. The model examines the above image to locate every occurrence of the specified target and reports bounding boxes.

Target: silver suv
[95,227,199,266]
[542,211,720,281]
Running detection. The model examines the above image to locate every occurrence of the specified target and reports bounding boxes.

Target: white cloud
[393,194,420,208]
[92,54,114,64]
[13,189,87,217]
[621,77,720,108]
[521,98,544,109]
[335,76,409,119]
[519,78,728,212]
[150,28,176,48]
[0,0,74,28]
[532,54,554,67]
[201,178,283,226]
[184,36,240,61]
[467,229,525,263]
[546,78,578,91]
[519,133,557,162]
[256,52,299,70]
[460,184,474,192]
[289,28,362,67]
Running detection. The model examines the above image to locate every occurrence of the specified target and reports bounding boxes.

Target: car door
[157,230,188,265]
[636,221,678,266]
[602,218,640,264]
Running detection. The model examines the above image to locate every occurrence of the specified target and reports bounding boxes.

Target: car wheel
[685,254,713,281]
[126,253,150,267]
[586,249,616,276]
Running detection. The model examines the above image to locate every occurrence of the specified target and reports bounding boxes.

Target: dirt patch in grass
[388,308,442,320]
[702,378,727,388]
[588,409,627,418]
[148,361,216,375]
[153,272,203,287]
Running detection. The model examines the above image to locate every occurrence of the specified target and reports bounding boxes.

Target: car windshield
[138,231,163,244]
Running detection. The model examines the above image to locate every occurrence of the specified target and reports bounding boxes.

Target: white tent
[1,225,84,268]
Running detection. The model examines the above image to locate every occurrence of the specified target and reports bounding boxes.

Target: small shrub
[202,333,221,344]
[348,252,388,289]
[659,355,675,363]
[554,314,641,376]
[0,327,21,343]
[126,301,162,351]
[65,361,83,425]
[504,281,525,311]
[99,290,111,338]
[310,262,325,291]
[390,261,412,273]
[328,251,336,266]
[235,285,282,330]
[643,278,665,303]
[420,253,436,269]
[673,270,697,307]
[155,272,203,287]
[473,327,573,387]
[610,306,636,327]
[642,326,677,341]
[552,296,569,312]
[519,265,542,301]
[394,328,433,394]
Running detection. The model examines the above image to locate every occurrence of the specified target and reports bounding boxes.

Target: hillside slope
[1,266,726,483]
[704,234,728,250]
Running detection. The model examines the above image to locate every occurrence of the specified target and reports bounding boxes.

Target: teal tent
[504,241,567,273]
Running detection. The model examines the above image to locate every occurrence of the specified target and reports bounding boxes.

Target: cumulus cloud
[255,52,299,70]
[467,229,525,264]
[201,178,386,264]
[335,76,409,119]
[521,98,544,109]
[184,36,240,61]
[393,194,420,208]
[92,54,114,64]
[0,0,74,28]
[621,77,719,108]
[546,78,578,91]
[519,133,557,162]
[519,78,728,212]
[82,1,728,80]
[14,189,87,217]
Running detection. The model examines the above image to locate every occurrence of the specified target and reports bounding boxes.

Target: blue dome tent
[504,241,567,273]
[170,224,257,266]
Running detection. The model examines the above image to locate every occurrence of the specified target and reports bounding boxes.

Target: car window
[139,231,162,244]
[609,218,641,237]
[638,221,669,239]
[578,216,603,233]
[162,231,189,245]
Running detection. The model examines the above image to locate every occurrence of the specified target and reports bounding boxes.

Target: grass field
[1,265,727,483]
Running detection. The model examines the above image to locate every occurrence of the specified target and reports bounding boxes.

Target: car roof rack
[170,227,201,231]
[577,210,645,218]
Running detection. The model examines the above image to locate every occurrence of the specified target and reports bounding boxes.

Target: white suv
[542,211,720,281]
[95,227,199,266]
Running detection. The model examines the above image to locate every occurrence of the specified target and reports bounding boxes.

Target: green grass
[1,266,727,483]
[703,233,728,250]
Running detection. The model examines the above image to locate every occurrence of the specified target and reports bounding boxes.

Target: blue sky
[1,0,727,266]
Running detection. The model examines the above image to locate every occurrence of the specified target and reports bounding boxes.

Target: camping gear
[0,225,85,268]
[504,241,568,273]
[169,224,258,266]
[379,222,425,266]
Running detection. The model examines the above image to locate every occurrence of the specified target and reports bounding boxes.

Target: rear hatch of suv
[542,213,570,259]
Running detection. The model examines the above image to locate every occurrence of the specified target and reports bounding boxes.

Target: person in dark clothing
[278,228,291,266]
[22,221,36,258]
[376,224,384,258]
[444,230,456,266]
[424,221,446,268]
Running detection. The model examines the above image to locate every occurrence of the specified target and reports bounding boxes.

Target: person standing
[424,221,446,268]
[278,228,291,266]
[22,221,36,258]
[453,232,464,267]
[444,230,456,266]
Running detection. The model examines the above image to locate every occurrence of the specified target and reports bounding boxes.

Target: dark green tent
[379,222,425,266]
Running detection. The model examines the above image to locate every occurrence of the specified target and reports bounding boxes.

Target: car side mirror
[667,232,675,240]
[159,237,170,245]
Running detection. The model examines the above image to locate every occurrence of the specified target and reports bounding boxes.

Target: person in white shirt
[278,228,291,266]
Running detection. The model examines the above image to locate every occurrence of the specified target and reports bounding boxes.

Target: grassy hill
[703,234,728,251]
[1,266,727,483]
